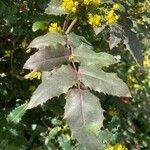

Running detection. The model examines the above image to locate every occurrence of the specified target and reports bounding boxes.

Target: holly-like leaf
[123,30,144,65]
[24,44,70,71]
[7,103,27,124]
[93,25,106,35]
[73,43,117,67]
[78,66,131,97]
[109,25,122,50]
[45,0,66,16]
[28,31,65,49]
[64,89,104,150]
[27,65,77,109]
[109,34,121,50]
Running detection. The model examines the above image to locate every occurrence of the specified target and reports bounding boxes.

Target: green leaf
[67,32,92,48]
[78,66,131,97]
[58,135,72,150]
[27,65,77,109]
[7,103,27,124]
[73,43,117,67]
[24,44,70,71]
[28,31,65,49]
[32,21,49,32]
[98,129,119,149]
[45,0,67,16]
[123,30,144,65]
[0,0,6,14]
[64,89,104,150]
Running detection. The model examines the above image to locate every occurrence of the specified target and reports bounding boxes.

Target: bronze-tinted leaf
[28,31,65,49]
[64,89,104,150]
[78,66,131,97]
[24,44,70,71]
[27,65,77,109]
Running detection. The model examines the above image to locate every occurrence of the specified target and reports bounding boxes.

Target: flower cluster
[61,0,101,13]
[106,144,128,150]
[106,10,119,25]
[25,71,41,80]
[143,55,150,68]
[106,4,120,25]
[127,74,143,89]
[88,13,101,26]
[61,0,79,13]
[48,23,61,32]
[61,0,120,27]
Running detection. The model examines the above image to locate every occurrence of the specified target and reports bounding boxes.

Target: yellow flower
[143,55,150,68]
[106,145,114,150]
[127,75,136,82]
[106,10,119,25]
[136,18,144,25]
[24,71,41,80]
[114,144,128,150]
[48,23,61,32]
[61,0,79,13]
[133,84,142,89]
[88,13,102,26]
[4,50,11,57]
[113,3,120,11]
[106,144,128,150]
[107,106,117,117]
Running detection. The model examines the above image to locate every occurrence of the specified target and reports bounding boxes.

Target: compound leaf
[27,65,77,109]
[28,31,65,49]
[64,89,104,150]
[78,66,131,97]
[45,0,66,16]
[7,103,27,124]
[73,43,117,67]
[24,44,70,71]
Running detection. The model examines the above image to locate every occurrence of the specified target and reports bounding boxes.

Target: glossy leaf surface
[64,89,104,150]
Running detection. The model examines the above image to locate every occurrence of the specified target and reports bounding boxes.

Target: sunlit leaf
[27,65,77,109]
[64,89,104,150]
[67,33,92,48]
[28,31,65,49]
[78,66,131,97]
[109,25,122,49]
[32,21,49,32]
[73,43,117,67]
[24,44,70,71]
[7,103,27,124]
[45,0,66,16]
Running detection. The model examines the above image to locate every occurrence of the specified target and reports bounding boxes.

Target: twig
[65,17,78,34]
[63,15,70,32]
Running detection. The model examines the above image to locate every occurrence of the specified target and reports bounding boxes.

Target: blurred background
[0,0,149,149]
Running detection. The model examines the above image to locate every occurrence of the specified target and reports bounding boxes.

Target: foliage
[0,0,150,150]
